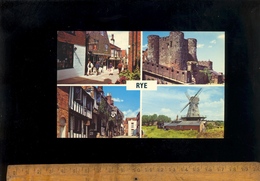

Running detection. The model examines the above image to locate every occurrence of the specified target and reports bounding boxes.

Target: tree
[199,68,212,84]
[98,98,110,136]
[142,115,149,126]
[150,114,158,125]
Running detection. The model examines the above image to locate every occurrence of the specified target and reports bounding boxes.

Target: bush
[119,68,140,82]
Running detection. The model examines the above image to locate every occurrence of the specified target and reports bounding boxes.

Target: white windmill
[180,88,206,121]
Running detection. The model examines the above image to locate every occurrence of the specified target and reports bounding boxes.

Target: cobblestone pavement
[57,69,121,84]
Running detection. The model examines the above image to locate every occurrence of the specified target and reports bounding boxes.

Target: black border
[1,0,259,180]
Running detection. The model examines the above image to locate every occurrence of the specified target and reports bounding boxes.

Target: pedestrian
[86,60,93,76]
[121,62,124,72]
[108,120,114,138]
[117,61,122,74]
[99,62,103,73]
[109,62,113,75]
[95,61,100,75]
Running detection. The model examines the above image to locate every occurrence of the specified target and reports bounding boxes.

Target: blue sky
[142,86,225,121]
[142,31,225,74]
[107,31,129,53]
[102,86,140,119]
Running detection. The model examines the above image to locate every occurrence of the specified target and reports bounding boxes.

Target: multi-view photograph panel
[57,31,225,138]
[57,31,141,84]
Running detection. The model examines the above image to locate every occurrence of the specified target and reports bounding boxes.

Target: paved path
[113,136,139,138]
[57,69,121,84]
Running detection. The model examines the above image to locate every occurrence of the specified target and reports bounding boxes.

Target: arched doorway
[60,117,66,138]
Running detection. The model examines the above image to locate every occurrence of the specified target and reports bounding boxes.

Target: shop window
[57,42,74,70]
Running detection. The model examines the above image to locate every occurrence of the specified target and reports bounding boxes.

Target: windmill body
[180,88,206,121]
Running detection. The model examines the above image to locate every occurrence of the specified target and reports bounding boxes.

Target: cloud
[218,34,225,39]
[208,45,212,48]
[112,97,124,102]
[210,40,216,44]
[161,108,171,113]
[200,98,224,120]
[123,108,140,118]
[197,44,205,48]
[142,44,148,50]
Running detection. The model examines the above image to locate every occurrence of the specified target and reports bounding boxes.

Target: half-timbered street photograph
[57,86,140,138]
[57,31,141,84]
[142,86,224,138]
[142,31,225,84]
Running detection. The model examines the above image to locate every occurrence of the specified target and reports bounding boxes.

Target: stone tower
[187,38,198,62]
[147,35,159,64]
[146,31,198,71]
[168,31,188,70]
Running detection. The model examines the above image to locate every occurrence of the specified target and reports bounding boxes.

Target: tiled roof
[165,121,205,127]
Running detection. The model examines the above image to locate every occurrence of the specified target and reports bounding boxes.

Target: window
[100,31,104,36]
[96,92,101,104]
[105,44,108,51]
[74,87,83,104]
[65,31,75,35]
[93,39,99,50]
[86,99,92,111]
[57,42,74,69]
[93,44,97,50]
[131,122,134,129]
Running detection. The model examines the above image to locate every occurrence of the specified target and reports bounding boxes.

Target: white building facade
[128,119,137,136]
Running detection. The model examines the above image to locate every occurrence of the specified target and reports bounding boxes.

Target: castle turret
[188,38,198,62]
[168,31,187,70]
[147,35,159,64]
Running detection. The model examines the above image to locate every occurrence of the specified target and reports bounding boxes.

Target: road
[57,68,121,84]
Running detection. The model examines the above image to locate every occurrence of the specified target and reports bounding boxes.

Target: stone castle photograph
[142,31,225,84]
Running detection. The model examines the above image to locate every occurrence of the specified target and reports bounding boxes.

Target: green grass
[142,126,198,138]
[197,127,224,138]
[142,126,224,138]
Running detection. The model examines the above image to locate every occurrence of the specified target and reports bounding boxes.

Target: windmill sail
[180,88,205,121]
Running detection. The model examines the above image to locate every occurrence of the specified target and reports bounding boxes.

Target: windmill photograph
[141,86,224,138]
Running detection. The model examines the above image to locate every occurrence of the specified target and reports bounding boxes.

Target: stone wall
[198,60,213,70]
[143,61,191,83]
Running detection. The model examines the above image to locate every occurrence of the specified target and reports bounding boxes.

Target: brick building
[109,43,122,69]
[57,86,70,138]
[86,31,111,71]
[57,86,124,138]
[164,121,206,132]
[57,31,86,81]
[128,31,141,72]
[57,31,111,81]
